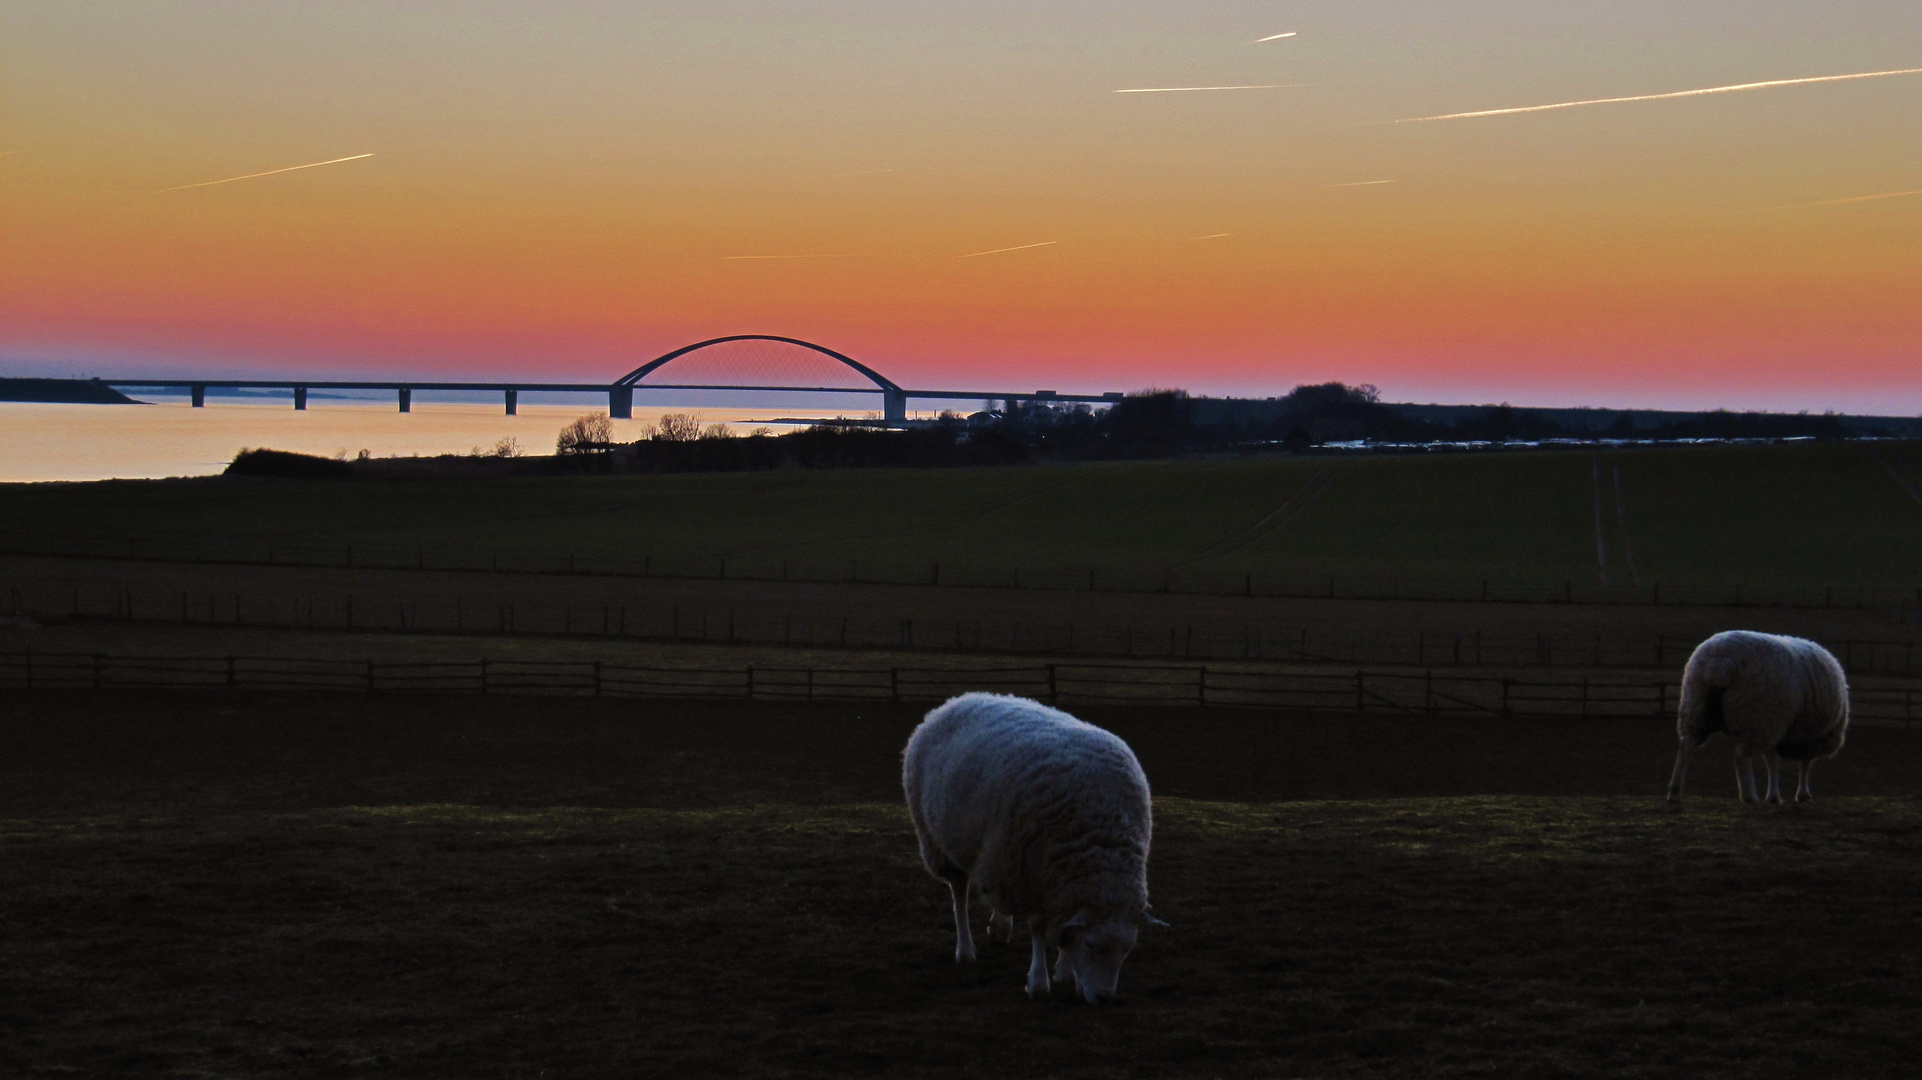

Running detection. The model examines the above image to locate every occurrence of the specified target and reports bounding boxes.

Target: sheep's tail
[1677,648,1737,739]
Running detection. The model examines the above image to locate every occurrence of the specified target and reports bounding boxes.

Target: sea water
[0,399,873,483]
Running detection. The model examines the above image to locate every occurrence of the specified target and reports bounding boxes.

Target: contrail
[960,241,1057,258]
[724,254,868,260]
[1115,83,1303,93]
[1254,32,1297,42]
[1330,179,1398,187]
[1195,232,1231,239]
[1766,187,1922,210]
[1392,66,1922,123]
[164,152,375,190]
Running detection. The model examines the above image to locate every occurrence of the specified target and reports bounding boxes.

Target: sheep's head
[1053,907,1163,1004]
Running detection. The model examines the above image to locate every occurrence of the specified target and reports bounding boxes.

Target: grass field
[7,441,1922,595]
[4,691,1921,1078]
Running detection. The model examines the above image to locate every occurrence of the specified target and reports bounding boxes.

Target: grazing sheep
[1667,631,1849,804]
[903,692,1161,1003]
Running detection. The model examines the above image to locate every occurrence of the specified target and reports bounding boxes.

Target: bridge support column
[398,388,411,413]
[293,387,308,411]
[190,385,205,408]
[504,389,517,416]
[883,388,907,425]
[609,385,632,420]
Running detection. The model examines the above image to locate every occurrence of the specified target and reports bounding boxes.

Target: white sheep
[902,692,1161,1003]
[1666,630,1850,804]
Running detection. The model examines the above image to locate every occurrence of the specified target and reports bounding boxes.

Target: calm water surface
[0,401,858,483]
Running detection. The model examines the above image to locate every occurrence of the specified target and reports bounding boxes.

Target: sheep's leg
[944,877,976,963]
[1025,923,1051,998]
[1795,761,1814,802]
[1763,752,1784,804]
[1734,751,1761,804]
[1053,944,1074,988]
[1666,734,1700,802]
[987,911,1013,944]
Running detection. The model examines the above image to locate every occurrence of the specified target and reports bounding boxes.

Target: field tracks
[1611,458,1640,587]
[1590,454,1611,586]
[1172,467,1334,567]
[1869,444,1922,508]
[1590,451,1641,588]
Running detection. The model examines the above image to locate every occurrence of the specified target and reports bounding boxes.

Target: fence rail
[8,533,1922,613]
[7,580,1920,676]
[4,651,1917,725]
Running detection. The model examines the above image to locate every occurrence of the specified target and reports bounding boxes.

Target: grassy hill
[5,440,1920,596]
[3,691,1919,1079]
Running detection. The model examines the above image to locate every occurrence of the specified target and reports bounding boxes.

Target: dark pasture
[3,691,1920,1078]
[7,440,1922,594]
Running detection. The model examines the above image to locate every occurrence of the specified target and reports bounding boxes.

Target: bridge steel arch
[612,334,906,421]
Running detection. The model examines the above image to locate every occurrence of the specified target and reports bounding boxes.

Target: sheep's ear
[1142,914,1170,928]
[1061,911,1090,930]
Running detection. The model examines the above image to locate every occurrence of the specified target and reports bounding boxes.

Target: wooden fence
[8,581,1920,676]
[4,651,1918,725]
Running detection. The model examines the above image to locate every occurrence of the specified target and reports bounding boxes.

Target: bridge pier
[398,388,411,413]
[293,387,308,411]
[190,385,205,408]
[609,385,633,420]
[504,389,517,416]
[883,388,906,424]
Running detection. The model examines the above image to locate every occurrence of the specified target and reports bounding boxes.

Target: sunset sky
[4,2,1919,412]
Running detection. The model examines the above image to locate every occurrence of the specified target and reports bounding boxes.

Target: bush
[224,448,355,479]
[651,413,704,442]
[556,414,614,455]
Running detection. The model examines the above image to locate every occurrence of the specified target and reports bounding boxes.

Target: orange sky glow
[3,2,1919,412]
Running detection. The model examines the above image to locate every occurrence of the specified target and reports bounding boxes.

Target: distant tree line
[224,387,1916,480]
[587,385,1892,474]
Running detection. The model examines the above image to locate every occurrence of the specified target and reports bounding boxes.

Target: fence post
[1425,670,1433,716]
[480,658,489,694]
[745,665,754,700]
[1354,670,1365,713]
[1580,677,1588,717]
[593,660,602,697]
[1501,678,1511,717]
[1197,667,1207,708]
[226,656,236,690]
[365,660,374,694]
[94,652,104,690]
[890,668,900,703]
[1048,664,1058,705]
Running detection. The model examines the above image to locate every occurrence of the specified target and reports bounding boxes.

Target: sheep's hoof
[1025,975,1050,999]
[955,945,976,964]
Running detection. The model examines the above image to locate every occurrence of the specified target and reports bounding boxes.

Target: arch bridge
[102,334,1125,424]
